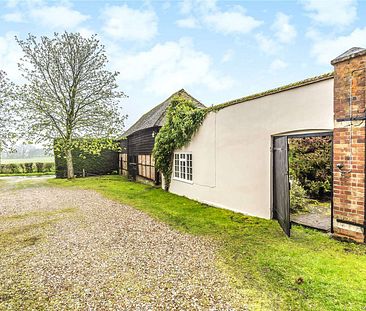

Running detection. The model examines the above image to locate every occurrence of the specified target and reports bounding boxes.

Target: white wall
[169,78,334,219]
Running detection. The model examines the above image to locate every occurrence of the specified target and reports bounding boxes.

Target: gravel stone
[0,187,247,310]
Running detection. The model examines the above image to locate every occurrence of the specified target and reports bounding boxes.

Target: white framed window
[174,153,192,182]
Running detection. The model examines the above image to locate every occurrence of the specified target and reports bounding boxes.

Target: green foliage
[15,32,126,178]
[289,137,332,199]
[290,178,310,213]
[54,139,119,178]
[0,162,55,174]
[50,176,366,310]
[44,163,54,172]
[24,163,34,173]
[54,138,120,160]
[153,96,207,190]
[35,162,44,173]
[0,70,17,151]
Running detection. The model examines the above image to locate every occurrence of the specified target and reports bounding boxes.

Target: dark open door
[273,136,291,236]
[128,155,138,181]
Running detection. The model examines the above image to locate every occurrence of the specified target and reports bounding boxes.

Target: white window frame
[173,152,193,183]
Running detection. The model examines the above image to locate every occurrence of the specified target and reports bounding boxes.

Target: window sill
[172,177,193,184]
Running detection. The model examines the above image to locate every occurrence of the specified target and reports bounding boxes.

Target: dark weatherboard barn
[120,89,204,184]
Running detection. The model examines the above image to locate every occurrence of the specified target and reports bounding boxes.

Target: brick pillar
[332,47,366,243]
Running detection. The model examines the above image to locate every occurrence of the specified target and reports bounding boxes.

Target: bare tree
[16,32,126,178]
[0,70,16,161]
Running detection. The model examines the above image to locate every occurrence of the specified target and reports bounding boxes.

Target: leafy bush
[9,163,20,173]
[19,163,25,173]
[0,162,54,174]
[35,162,44,173]
[54,139,118,178]
[290,178,309,213]
[289,136,332,200]
[44,163,54,172]
[24,163,34,173]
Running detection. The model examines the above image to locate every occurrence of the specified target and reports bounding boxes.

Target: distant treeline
[1,144,52,160]
[0,162,55,174]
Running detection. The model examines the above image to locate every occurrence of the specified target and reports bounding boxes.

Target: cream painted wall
[169,78,334,219]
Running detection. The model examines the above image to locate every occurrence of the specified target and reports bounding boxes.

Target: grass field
[48,175,366,311]
[1,157,54,164]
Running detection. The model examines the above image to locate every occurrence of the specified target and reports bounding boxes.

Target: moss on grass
[0,207,76,221]
[0,207,77,251]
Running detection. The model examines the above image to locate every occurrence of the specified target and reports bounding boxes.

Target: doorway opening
[272,132,333,236]
[288,133,333,232]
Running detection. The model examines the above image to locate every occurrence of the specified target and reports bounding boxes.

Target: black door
[273,136,291,236]
[128,155,138,181]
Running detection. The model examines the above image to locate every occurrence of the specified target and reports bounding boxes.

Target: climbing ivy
[153,96,207,190]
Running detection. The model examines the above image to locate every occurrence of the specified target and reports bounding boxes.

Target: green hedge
[289,136,332,200]
[54,148,119,178]
[0,162,55,174]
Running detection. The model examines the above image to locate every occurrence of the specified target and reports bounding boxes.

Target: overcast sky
[1,0,365,129]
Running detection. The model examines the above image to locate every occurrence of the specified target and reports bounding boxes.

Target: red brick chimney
[331,47,366,243]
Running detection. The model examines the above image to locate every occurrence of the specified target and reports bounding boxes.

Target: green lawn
[1,157,54,164]
[49,176,366,310]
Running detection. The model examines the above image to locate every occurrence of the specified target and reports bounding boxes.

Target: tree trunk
[65,149,74,179]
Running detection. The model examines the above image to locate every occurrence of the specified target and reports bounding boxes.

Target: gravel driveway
[0,187,246,310]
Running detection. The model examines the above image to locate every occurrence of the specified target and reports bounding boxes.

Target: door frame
[272,131,334,235]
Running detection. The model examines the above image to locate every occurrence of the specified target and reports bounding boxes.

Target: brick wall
[332,49,366,243]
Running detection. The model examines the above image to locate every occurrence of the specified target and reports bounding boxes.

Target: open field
[1,157,54,164]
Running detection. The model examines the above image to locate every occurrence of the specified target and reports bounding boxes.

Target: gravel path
[0,187,247,310]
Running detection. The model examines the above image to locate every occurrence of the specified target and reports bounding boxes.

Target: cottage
[168,47,366,243]
[119,89,204,184]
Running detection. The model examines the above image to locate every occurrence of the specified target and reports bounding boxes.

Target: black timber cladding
[127,127,160,155]
[120,138,127,152]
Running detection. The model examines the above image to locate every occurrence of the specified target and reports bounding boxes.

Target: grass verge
[48,176,366,310]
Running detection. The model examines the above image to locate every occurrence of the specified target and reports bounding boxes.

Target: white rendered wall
[169,78,334,219]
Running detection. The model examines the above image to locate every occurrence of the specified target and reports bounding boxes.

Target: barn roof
[123,89,204,137]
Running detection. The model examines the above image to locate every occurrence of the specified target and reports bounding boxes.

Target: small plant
[290,178,309,213]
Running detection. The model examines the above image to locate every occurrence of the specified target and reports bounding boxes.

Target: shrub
[290,178,309,213]
[44,162,55,172]
[18,163,25,173]
[24,163,34,173]
[0,164,10,174]
[9,163,20,174]
[288,136,332,200]
[54,139,118,178]
[0,162,54,174]
[35,162,44,173]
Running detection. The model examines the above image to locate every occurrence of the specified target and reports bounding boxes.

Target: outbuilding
[169,47,366,243]
[119,89,204,184]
